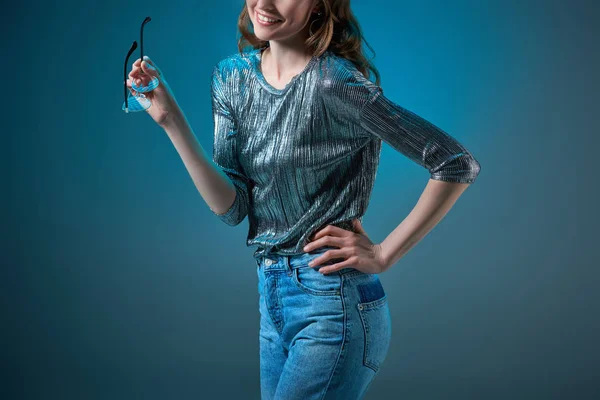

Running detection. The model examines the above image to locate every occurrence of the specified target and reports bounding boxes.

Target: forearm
[162,110,236,215]
[380,179,471,269]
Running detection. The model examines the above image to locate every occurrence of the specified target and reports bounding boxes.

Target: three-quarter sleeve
[324,58,480,184]
[210,63,251,226]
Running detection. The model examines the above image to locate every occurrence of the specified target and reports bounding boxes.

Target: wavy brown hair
[237,0,381,86]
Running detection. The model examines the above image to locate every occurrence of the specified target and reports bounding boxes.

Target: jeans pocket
[292,266,342,297]
[357,278,392,372]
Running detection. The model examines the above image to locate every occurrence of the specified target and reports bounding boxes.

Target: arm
[356,82,481,268]
[322,59,481,270]
[161,110,242,224]
[206,63,251,225]
[160,64,251,226]
[359,87,480,184]
[322,57,481,183]
[379,179,470,268]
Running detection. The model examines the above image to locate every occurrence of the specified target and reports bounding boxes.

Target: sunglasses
[122,16,160,113]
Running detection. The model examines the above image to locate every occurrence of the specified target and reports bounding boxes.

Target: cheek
[246,3,255,18]
[250,11,259,25]
[292,11,313,28]
[281,15,307,31]
[280,4,308,25]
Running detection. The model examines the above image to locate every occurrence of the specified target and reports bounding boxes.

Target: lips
[256,11,283,22]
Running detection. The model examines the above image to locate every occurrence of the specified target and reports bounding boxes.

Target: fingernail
[143,55,149,60]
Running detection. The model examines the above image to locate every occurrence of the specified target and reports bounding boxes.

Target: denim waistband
[256,245,339,271]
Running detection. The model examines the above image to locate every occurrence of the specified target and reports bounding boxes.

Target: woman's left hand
[303,219,389,275]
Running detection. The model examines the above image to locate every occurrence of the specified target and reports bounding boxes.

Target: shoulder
[316,51,381,108]
[212,50,256,81]
[318,52,380,93]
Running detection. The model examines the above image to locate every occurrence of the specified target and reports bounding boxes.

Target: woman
[127,0,481,398]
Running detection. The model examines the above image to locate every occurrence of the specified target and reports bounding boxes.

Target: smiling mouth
[256,11,283,24]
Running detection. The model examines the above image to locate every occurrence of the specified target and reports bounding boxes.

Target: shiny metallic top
[210,47,480,259]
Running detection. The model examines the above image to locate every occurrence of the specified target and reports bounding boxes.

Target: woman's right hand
[126,56,180,128]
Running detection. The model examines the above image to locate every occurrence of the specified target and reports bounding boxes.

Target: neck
[263,30,313,78]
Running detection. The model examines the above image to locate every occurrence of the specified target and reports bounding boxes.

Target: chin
[253,29,278,41]
[254,33,271,41]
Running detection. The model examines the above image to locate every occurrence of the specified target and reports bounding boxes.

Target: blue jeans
[254,246,392,399]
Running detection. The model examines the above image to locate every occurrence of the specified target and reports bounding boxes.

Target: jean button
[265,259,273,266]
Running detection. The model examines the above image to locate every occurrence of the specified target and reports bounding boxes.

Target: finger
[318,257,356,274]
[132,59,147,76]
[126,84,138,97]
[141,61,155,76]
[129,73,147,88]
[318,258,355,275]
[308,248,345,268]
[126,78,142,90]
[143,56,162,75]
[141,59,160,78]
[128,66,141,80]
[126,79,136,92]
[303,238,343,253]
[128,73,141,87]
[141,73,153,86]
[127,75,144,89]
[142,55,156,68]
[312,225,353,241]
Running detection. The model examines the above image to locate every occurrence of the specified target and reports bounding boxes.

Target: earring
[309,11,323,36]
[309,19,318,36]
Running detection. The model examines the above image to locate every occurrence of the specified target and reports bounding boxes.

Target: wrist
[161,107,186,133]
[376,243,391,272]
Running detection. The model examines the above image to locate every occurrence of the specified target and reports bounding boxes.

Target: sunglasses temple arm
[140,17,151,74]
[124,61,129,112]
[124,40,138,113]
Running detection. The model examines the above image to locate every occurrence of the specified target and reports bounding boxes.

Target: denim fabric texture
[254,245,392,399]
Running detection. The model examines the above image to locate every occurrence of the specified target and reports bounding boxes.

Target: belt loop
[284,255,292,275]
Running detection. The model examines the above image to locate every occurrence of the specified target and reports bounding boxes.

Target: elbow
[462,155,481,183]
[430,153,480,184]
[219,214,246,227]
[470,157,481,180]
[212,191,249,226]
[213,205,246,227]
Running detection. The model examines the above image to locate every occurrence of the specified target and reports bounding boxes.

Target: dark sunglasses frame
[123,16,152,111]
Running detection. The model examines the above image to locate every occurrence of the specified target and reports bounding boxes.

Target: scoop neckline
[252,47,320,95]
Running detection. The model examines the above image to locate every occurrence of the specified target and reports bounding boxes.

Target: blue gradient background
[4,0,598,399]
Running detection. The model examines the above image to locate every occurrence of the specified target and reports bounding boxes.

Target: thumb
[352,218,366,234]
[141,56,160,77]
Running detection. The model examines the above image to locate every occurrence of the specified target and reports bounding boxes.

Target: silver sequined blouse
[210,47,480,259]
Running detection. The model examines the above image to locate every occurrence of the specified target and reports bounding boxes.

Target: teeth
[258,14,280,23]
